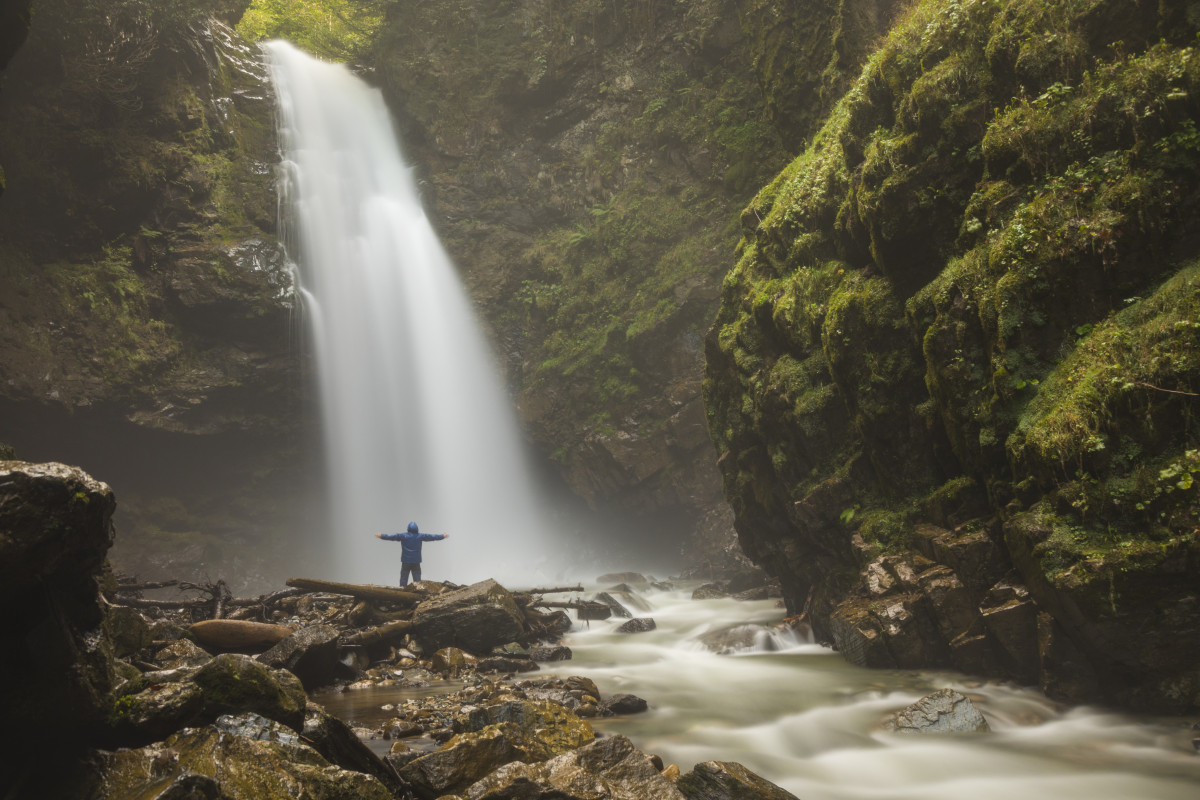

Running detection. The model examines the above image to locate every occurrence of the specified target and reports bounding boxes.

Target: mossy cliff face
[0,0,319,590]
[705,0,1200,711]
[368,0,890,557]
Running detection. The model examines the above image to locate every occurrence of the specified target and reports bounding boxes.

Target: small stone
[603,693,649,714]
[616,617,656,633]
[882,688,991,734]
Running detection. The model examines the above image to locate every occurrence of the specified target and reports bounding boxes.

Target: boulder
[602,693,649,714]
[616,617,657,633]
[691,583,729,600]
[0,462,116,748]
[156,638,214,670]
[399,722,557,799]
[258,624,342,690]
[94,722,394,800]
[109,653,308,747]
[530,645,572,661]
[597,572,650,587]
[452,699,594,753]
[303,705,407,794]
[882,688,991,734]
[462,733,686,800]
[104,605,153,659]
[411,579,525,653]
[108,679,207,746]
[477,655,540,673]
[676,760,799,800]
[431,646,471,676]
[192,653,308,732]
[697,624,772,654]
[593,591,634,618]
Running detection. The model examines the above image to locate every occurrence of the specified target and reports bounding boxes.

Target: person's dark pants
[400,562,421,587]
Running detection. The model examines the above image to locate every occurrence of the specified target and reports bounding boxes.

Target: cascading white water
[315,586,1200,799]
[266,41,556,586]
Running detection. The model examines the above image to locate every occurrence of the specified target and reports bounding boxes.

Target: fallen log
[534,600,612,620]
[520,585,585,595]
[286,577,424,605]
[188,619,294,652]
[114,579,179,592]
[342,619,413,648]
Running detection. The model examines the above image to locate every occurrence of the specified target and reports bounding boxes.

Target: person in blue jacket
[375,522,450,586]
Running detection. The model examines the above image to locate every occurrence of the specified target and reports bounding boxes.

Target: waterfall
[265,42,555,587]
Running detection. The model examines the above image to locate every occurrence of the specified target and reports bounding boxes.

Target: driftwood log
[342,619,413,648]
[534,600,612,620]
[286,578,424,605]
[188,619,294,651]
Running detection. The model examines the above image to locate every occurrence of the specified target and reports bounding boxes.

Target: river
[315,581,1200,799]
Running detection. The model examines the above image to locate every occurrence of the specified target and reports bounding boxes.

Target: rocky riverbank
[0,459,795,799]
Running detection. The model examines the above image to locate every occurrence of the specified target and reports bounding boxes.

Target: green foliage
[237,0,389,60]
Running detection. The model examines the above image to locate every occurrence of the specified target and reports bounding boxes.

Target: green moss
[1011,262,1200,474]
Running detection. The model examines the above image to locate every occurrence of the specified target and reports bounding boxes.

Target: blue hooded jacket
[380,522,445,563]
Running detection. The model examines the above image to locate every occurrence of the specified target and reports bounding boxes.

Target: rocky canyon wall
[704,0,1200,712]
[0,0,318,590]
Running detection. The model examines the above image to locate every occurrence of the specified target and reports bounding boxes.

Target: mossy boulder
[193,653,308,730]
[95,722,395,800]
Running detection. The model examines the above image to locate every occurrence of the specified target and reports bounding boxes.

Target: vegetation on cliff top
[237,0,386,60]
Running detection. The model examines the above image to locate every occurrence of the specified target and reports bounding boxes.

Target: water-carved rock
[676,759,800,800]
[882,688,990,734]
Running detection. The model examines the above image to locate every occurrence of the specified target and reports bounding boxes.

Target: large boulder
[0,462,116,753]
[676,760,799,800]
[411,579,526,653]
[399,722,555,799]
[108,654,308,747]
[94,721,395,800]
[258,623,342,690]
[302,705,407,795]
[453,699,594,752]
[401,699,594,799]
[882,688,991,734]
[193,653,308,731]
[461,733,686,800]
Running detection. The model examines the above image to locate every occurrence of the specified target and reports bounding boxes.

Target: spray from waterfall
[265,41,559,587]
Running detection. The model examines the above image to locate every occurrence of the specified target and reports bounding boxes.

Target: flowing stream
[265,42,556,587]
[317,584,1200,799]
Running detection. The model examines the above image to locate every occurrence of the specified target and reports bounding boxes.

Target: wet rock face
[0,5,295,434]
[0,461,116,748]
[882,688,990,735]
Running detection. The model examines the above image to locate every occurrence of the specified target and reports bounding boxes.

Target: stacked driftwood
[110,575,602,654]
